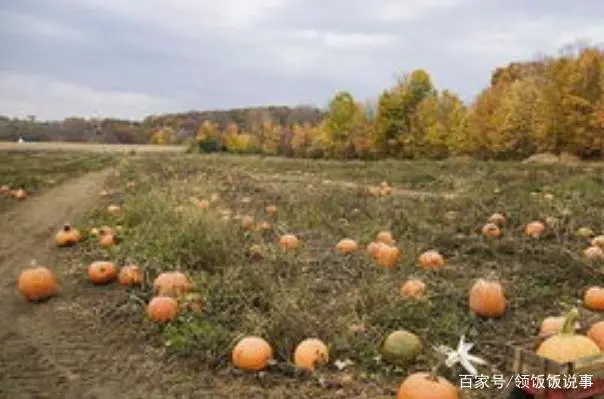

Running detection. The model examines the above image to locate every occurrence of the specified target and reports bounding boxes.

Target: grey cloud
[1,0,603,120]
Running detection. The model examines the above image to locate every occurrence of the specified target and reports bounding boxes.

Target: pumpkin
[256,221,272,231]
[418,250,445,271]
[0,184,10,194]
[107,204,121,215]
[12,188,28,200]
[89,227,100,237]
[539,316,580,337]
[469,278,507,318]
[99,233,116,248]
[397,372,459,399]
[591,235,604,249]
[376,231,395,245]
[584,286,604,311]
[525,221,546,238]
[98,225,115,236]
[481,223,502,238]
[587,321,604,350]
[118,264,143,286]
[126,181,136,188]
[488,213,507,226]
[400,279,426,299]
[367,187,381,197]
[536,308,600,363]
[146,296,179,323]
[336,238,358,254]
[279,234,299,250]
[17,265,58,301]
[88,261,118,285]
[293,338,329,371]
[54,223,81,247]
[366,241,387,258]
[241,215,255,230]
[197,199,210,209]
[179,292,204,314]
[231,336,273,371]
[374,244,401,269]
[265,205,277,216]
[380,186,392,196]
[577,227,596,238]
[584,246,604,261]
[381,330,423,365]
[153,271,192,297]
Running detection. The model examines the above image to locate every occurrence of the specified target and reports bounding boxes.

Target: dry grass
[60,153,604,398]
[0,141,185,153]
[0,150,115,213]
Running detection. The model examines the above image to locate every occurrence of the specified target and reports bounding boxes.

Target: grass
[0,150,115,213]
[68,153,604,397]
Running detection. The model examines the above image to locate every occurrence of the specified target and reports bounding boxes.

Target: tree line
[2,45,603,160]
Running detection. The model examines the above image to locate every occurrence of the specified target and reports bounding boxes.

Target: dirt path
[0,169,175,399]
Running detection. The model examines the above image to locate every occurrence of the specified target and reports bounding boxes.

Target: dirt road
[0,169,178,399]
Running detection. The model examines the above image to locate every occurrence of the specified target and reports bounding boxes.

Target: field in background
[0,141,185,153]
[3,150,604,398]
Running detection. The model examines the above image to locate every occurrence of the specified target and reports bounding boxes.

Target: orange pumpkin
[525,221,546,238]
[12,188,28,200]
[265,205,277,216]
[99,232,116,248]
[118,264,143,286]
[539,316,580,337]
[537,308,600,363]
[336,239,358,254]
[54,223,81,247]
[231,336,273,371]
[241,215,255,230]
[293,338,329,371]
[0,184,10,194]
[374,245,401,269]
[587,321,604,350]
[481,223,502,238]
[147,296,179,323]
[591,235,604,249]
[376,231,395,245]
[279,234,299,250]
[584,246,604,261]
[469,278,507,318]
[397,372,459,399]
[488,213,507,226]
[400,279,426,299]
[153,271,192,297]
[417,250,445,271]
[88,261,118,285]
[197,199,210,209]
[584,286,604,311]
[17,265,59,301]
[366,241,387,258]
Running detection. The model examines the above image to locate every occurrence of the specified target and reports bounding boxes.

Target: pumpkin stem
[560,308,580,335]
[63,223,71,231]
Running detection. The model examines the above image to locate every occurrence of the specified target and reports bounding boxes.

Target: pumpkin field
[2,148,604,398]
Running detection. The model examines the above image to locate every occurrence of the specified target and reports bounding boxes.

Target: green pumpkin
[381,330,423,365]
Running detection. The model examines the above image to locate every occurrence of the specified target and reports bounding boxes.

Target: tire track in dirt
[0,169,174,399]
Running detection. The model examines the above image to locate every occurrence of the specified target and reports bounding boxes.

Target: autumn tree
[375,69,436,157]
[150,127,175,144]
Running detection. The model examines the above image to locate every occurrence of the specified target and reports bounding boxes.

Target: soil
[0,169,172,399]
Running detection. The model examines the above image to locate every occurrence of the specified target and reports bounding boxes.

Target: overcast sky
[1,0,603,121]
